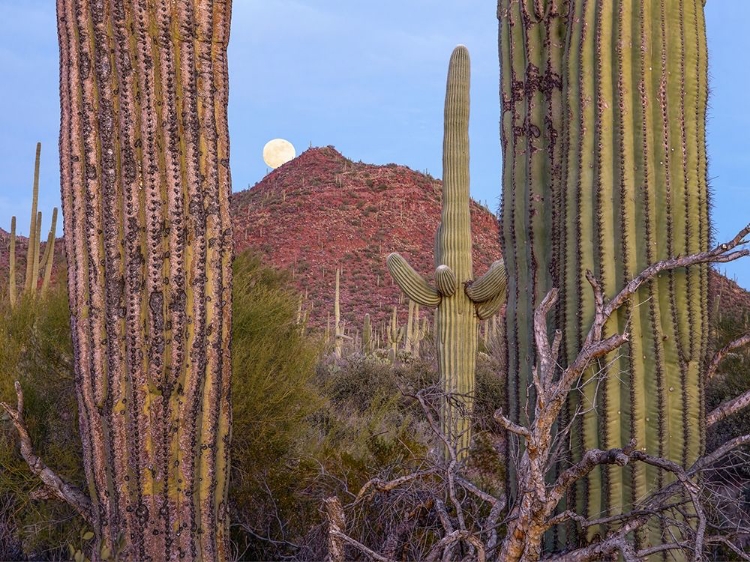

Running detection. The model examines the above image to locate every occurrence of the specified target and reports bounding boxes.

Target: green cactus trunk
[500,0,709,551]
[57,1,233,559]
[388,46,506,458]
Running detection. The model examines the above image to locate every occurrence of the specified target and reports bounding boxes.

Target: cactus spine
[57,1,233,558]
[499,0,709,549]
[388,46,507,457]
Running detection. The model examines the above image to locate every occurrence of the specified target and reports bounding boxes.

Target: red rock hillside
[231,146,503,331]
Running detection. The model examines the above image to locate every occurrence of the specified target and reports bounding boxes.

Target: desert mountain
[231,146,503,330]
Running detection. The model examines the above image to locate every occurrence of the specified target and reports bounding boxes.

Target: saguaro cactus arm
[466,259,506,303]
[386,253,441,307]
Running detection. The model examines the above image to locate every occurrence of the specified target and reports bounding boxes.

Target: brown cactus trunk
[57,1,233,559]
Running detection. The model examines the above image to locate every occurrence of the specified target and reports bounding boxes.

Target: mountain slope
[231,146,503,330]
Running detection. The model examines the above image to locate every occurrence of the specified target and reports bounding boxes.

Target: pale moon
[263,138,296,169]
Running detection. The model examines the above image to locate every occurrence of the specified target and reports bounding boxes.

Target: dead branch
[707,387,750,428]
[0,381,92,526]
[330,530,398,562]
[706,536,750,561]
[355,469,439,503]
[423,530,486,562]
[602,224,749,323]
[706,332,750,382]
[324,496,346,562]
[689,434,750,476]
[546,443,635,513]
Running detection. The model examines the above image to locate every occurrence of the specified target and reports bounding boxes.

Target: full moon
[263,138,296,169]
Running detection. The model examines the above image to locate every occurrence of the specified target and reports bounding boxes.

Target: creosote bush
[0,276,83,560]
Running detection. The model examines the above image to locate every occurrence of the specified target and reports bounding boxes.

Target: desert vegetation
[1,1,749,561]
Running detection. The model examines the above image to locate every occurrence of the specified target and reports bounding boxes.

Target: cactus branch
[40,207,58,295]
[434,265,457,297]
[387,253,441,307]
[465,259,507,303]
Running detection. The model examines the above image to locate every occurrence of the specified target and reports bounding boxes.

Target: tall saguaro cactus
[388,46,507,457]
[57,1,233,559]
[6,144,59,305]
[499,0,709,550]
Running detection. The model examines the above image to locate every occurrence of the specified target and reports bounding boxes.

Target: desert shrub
[228,251,325,559]
[0,279,85,560]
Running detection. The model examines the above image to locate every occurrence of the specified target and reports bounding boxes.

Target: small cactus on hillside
[387,305,405,362]
[387,46,507,457]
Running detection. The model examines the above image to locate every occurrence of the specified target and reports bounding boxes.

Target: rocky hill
[231,146,503,331]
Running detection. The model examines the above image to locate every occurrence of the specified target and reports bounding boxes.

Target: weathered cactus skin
[388,46,506,457]
[499,0,709,551]
[57,1,233,559]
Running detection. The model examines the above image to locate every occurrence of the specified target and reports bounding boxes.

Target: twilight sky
[0,1,747,289]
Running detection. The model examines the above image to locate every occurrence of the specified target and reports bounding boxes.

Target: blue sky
[0,1,747,289]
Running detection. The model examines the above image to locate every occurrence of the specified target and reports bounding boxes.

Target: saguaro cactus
[6,144,59,305]
[57,1,233,559]
[499,0,709,549]
[388,46,507,457]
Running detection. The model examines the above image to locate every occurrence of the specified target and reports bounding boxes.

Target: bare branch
[706,536,750,561]
[455,476,505,509]
[355,470,439,503]
[547,443,634,513]
[324,497,346,562]
[534,288,559,387]
[706,332,750,381]
[603,224,750,322]
[707,387,750,428]
[330,530,398,562]
[416,390,456,462]
[493,408,532,439]
[434,498,454,534]
[636,542,691,559]
[630,450,707,557]
[0,381,92,525]
[423,530,486,562]
[689,434,750,475]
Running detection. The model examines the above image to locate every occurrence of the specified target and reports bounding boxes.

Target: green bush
[0,278,84,560]
[229,252,325,560]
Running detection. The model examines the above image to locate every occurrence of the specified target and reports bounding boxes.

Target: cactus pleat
[500,0,709,552]
[57,1,233,558]
[388,46,506,457]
